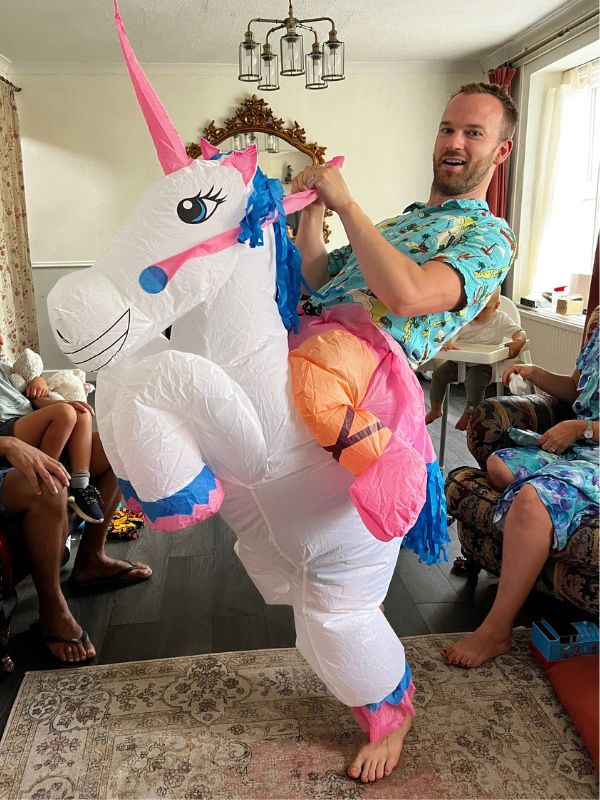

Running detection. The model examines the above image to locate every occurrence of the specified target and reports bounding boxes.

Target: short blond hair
[451,82,518,141]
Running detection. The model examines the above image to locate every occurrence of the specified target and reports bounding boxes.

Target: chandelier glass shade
[258,44,279,90]
[238,2,344,91]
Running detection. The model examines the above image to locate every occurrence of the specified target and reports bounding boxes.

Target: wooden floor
[0,380,584,734]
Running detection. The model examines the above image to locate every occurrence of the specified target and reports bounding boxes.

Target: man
[0,432,151,665]
[293,82,518,369]
[290,82,518,783]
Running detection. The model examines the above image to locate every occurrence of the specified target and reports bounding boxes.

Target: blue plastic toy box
[531,619,599,662]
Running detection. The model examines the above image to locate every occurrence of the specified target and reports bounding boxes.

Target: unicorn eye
[177,186,227,224]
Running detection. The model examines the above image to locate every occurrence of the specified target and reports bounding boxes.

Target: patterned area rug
[0,631,597,799]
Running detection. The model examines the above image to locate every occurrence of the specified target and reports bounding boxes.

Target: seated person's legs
[487,454,515,491]
[426,361,458,424]
[455,364,492,431]
[13,404,104,523]
[12,403,76,460]
[69,432,152,589]
[1,466,96,663]
[443,478,553,668]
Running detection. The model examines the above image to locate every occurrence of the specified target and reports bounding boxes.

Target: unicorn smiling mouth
[57,309,130,371]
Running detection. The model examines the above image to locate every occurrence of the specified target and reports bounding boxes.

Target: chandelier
[238,2,345,91]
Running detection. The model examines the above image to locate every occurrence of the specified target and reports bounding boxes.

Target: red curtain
[486,66,517,219]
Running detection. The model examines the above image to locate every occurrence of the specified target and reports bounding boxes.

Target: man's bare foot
[347,713,413,783]
[441,625,512,668]
[70,557,152,586]
[38,607,96,664]
[454,411,472,431]
[425,408,442,425]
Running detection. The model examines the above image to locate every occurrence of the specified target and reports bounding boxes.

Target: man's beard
[432,149,496,196]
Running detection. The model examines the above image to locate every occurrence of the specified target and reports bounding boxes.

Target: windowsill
[517,305,586,333]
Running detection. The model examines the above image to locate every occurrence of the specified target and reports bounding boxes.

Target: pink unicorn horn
[113,0,192,175]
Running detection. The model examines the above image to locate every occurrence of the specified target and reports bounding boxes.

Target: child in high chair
[425,287,527,431]
[0,334,104,523]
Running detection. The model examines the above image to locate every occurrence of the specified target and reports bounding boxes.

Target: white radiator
[519,309,584,375]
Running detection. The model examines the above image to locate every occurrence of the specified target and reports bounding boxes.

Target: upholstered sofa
[445,309,599,617]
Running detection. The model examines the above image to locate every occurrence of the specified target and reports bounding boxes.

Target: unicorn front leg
[96,349,267,531]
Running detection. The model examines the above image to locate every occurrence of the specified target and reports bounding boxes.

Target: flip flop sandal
[31,621,95,668]
[68,560,152,594]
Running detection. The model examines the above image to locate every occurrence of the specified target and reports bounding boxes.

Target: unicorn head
[48,1,258,372]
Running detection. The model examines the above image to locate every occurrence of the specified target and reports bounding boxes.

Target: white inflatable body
[168,224,405,708]
[47,0,440,739]
[66,186,406,711]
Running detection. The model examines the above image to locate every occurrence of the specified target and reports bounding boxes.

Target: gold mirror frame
[187,95,332,242]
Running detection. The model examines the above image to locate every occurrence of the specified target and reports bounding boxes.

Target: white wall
[14,64,482,366]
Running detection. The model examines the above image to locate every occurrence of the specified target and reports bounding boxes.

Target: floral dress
[493,326,599,550]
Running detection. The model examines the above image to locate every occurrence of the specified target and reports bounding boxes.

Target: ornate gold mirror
[187,95,332,242]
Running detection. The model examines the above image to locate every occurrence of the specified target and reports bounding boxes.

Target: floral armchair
[445,307,599,616]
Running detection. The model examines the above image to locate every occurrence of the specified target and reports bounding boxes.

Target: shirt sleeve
[428,216,517,310]
[327,243,353,277]
[498,312,523,340]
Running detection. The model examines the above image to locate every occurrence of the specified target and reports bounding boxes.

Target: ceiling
[0,0,578,68]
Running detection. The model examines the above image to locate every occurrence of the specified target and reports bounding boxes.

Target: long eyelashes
[177,186,227,225]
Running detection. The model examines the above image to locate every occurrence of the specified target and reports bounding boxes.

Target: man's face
[432,93,507,197]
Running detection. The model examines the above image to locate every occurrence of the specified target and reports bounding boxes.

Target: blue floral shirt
[306,199,516,367]
[573,326,599,421]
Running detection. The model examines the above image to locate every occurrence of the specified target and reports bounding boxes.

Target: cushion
[544,654,599,770]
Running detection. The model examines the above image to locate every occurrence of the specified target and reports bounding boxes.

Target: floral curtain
[0,79,38,362]
[486,66,516,220]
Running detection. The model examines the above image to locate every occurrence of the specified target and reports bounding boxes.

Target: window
[527,59,599,297]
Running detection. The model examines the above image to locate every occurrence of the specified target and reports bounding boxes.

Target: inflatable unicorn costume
[48,0,448,747]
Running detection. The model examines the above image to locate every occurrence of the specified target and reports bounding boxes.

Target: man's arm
[292,179,329,292]
[0,436,70,494]
[293,164,464,315]
[337,201,465,316]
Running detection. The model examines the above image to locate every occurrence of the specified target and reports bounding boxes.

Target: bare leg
[442,484,553,667]
[487,454,515,491]
[426,362,456,425]
[458,365,491,432]
[2,470,95,662]
[425,401,443,425]
[70,433,151,583]
[13,404,76,460]
[64,407,93,472]
[347,715,413,782]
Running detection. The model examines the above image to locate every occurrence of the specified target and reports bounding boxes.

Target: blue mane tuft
[237,167,302,333]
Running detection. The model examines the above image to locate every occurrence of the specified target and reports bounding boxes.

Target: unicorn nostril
[139,265,168,294]
[56,329,70,344]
